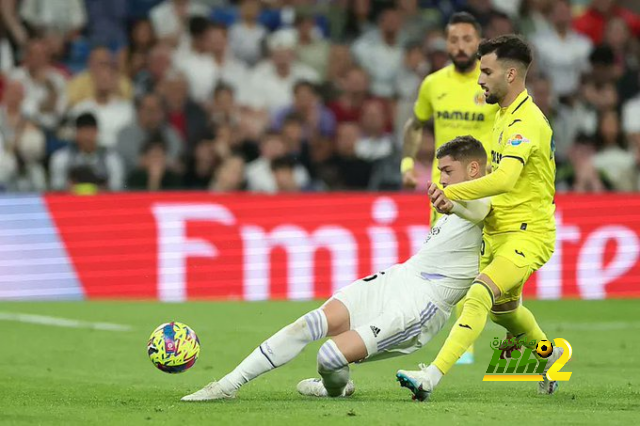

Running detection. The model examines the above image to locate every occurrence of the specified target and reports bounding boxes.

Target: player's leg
[454,298,474,365]
[397,256,531,400]
[182,299,350,401]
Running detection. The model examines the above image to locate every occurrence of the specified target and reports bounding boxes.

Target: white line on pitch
[0,312,133,331]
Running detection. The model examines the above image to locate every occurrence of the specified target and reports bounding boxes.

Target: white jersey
[404,202,486,284]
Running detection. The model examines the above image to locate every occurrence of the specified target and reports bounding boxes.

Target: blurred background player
[400,12,499,365]
[181,136,490,401]
[397,35,562,402]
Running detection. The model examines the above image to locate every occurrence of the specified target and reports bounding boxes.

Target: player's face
[478,52,508,104]
[438,155,466,187]
[446,23,480,73]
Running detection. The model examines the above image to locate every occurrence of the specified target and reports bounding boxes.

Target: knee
[465,283,494,312]
[317,340,347,372]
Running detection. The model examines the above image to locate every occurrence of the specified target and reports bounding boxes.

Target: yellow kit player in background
[397,35,563,402]
[401,12,498,365]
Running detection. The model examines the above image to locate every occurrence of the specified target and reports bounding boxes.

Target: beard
[450,53,476,73]
[485,93,500,104]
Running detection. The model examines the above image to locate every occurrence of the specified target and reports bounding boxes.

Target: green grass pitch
[1,300,639,425]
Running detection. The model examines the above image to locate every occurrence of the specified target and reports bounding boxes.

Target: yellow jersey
[414,63,499,185]
[485,89,556,236]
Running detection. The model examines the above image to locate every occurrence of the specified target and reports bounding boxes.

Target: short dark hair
[590,45,614,66]
[446,12,481,36]
[478,35,533,69]
[271,155,296,172]
[189,16,211,38]
[214,83,234,98]
[293,80,317,95]
[76,113,98,129]
[141,137,167,155]
[436,135,487,165]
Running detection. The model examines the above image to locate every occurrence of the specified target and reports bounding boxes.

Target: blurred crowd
[0,0,639,194]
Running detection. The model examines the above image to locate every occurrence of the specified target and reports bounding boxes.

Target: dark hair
[76,113,98,129]
[141,137,167,155]
[189,16,212,38]
[214,83,235,97]
[68,165,105,185]
[283,112,304,126]
[447,12,481,36]
[478,35,533,69]
[436,135,487,165]
[293,80,317,95]
[270,155,296,172]
[135,92,162,110]
[590,45,615,66]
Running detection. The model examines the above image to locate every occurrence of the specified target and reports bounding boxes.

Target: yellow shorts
[480,232,555,307]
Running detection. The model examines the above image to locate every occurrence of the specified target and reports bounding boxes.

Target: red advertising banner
[37,192,640,301]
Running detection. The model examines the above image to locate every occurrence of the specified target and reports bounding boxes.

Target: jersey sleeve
[450,198,491,225]
[500,121,537,165]
[413,76,433,122]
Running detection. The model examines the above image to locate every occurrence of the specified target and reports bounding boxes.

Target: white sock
[426,364,443,387]
[218,309,328,394]
[317,340,350,397]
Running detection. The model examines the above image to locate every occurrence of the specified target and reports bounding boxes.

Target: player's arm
[401,77,433,187]
[443,158,524,200]
[450,198,491,225]
[444,128,535,201]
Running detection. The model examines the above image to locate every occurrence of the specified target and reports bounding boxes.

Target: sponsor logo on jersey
[474,90,486,106]
[436,111,486,121]
[507,134,529,147]
[491,150,503,164]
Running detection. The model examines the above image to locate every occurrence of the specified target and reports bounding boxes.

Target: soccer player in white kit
[182,135,490,401]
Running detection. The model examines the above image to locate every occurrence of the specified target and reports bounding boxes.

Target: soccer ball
[147,322,200,373]
[535,339,553,358]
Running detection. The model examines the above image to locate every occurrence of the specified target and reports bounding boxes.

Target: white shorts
[330,264,454,362]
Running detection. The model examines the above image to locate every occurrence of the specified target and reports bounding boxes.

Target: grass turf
[1,300,639,425]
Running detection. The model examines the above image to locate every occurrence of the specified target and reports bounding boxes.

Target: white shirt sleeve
[450,198,491,225]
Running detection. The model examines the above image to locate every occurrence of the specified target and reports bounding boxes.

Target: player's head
[445,12,482,73]
[478,35,533,105]
[436,135,487,187]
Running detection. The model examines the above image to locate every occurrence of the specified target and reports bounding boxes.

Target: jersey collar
[503,89,530,115]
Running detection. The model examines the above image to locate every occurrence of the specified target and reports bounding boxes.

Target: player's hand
[429,183,453,214]
[402,169,418,189]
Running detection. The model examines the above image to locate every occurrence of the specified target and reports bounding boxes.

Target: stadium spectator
[593,109,635,191]
[355,100,394,162]
[70,65,135,149]
[271,155,301,192]
[397,0,439,45]
[209,23,249,99]
[573,0,640,45]
[484,11,515,40]
[394,43,428,142]
[133,43,173,98]
[272,81,336,140]
[116,93,184,174]
[351,7,404,98]
[150,0,210,47]
[337,0,375,43]
[210,154,246,192]
[295,13,331,80]
[158,70,210,154]
[8,38,67,130]
[557,133,607,192]
[84,0,128,50]
[173,17,219,105]
[67,46,133,107]
[425,35,449,73]
[0,79,47,192]
[622,80,640,137]
[242,29,319,114]
[118,19,156,79]
[322,44,356,99]
[604,17,640,103]
[245,131,309,193]
[460,0,495,28]
[184,138,218,189]
[49,113,124,191]
[413,127,435,193]
[0,0,28,48]
[330,121,372,190]
[19,0,86,40]
[228,0,267,67]
[516,0,553,38]
[531,0,593,100]
[126,140,183,191]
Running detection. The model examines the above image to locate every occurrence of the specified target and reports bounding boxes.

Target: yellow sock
[433,282,492,374]
[455,299,474,355]
[490,306,547,349]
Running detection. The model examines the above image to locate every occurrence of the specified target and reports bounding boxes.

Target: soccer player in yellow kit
[402,12,499,365]
[397,35,564,401]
